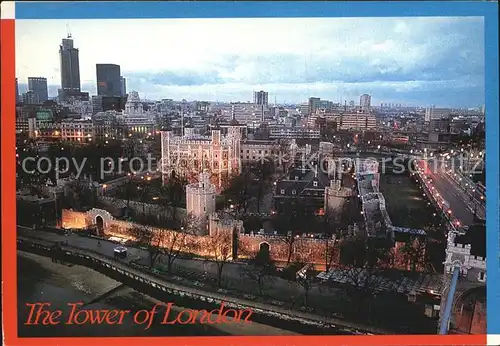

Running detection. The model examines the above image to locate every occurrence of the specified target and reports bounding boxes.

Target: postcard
[1,1,499,345]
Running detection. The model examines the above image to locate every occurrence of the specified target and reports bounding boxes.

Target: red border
[0,17,487,346]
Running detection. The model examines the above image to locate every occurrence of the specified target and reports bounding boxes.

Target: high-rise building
[253,90,268,106]
[15,78,19,104]
[28,77,48,103]
[59,34,81,97]
[120,76,127,96]
[425,106,452,122]
[308,97,321,115]
[360,94,371,112]
[22,91,39,105]
[96,64,121,97]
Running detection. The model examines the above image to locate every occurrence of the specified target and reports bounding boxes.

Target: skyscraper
[96,64,121,97]
[15,78,19,104]
[59,34,81,96]
[120,76,127,96]
[360,94,371,112]
[253,90,268,106]
[28,77,48,103]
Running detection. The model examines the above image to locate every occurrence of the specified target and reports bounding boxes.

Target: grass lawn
[379,174,432,229]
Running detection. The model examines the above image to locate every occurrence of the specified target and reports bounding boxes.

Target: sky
[16,17,484,107]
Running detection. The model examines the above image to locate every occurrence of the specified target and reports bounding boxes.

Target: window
[292,190,296,195]
[280,189,285,194]
[313,181,318,187]
[247,150,249,153]
[478,271,486,282]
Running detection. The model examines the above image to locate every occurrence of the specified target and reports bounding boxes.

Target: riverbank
[17,251,299,337]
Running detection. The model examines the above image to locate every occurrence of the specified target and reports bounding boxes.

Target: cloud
[15,16,484,107]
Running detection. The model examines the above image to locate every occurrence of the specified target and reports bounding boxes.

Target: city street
[416,159,482,227]
[17,226,437,333]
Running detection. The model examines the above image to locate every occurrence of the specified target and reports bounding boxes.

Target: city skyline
[16,17,484,107]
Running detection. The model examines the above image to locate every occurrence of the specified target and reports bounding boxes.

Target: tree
[206,228,234,287]
[338,235,393,317]
[322,208,342,272]
[281,261,315,308]
[223,163,255,214]
[161,214,198,273]
[240,248,277,296]
[130,226,162,269]
[400,235,427,273]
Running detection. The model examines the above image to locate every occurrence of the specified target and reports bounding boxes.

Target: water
[17,251,223,337]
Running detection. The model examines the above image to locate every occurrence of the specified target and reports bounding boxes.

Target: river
[17,251,298,337]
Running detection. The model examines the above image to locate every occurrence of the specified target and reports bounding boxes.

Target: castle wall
[237,233,340,269]
[61,208,425,272]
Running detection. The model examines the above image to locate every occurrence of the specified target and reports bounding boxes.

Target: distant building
[337,114,377,130]
[59,35,81,98]
[268,126,320,140]
[360,94,371,112]
[96,64,121,97]
[120,76,127,96]
[253,90,268,106]
[28,77,49,103]
[92,95,127,115]
[22,91,39,105]
[15,78,19,104]
[425,106,451,122]
[91,96,103,114]
[308,97,321,115]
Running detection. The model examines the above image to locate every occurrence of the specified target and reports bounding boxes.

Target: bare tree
[206,228,234,287]
[400,234,427,273]
[240,248,277,296]
[161,214,198,273]
[322,208,342,272]
[282,261,315,308]
[130,226,162,269]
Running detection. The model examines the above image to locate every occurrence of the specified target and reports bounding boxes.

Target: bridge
[414,159,484,229]
[16,235,387,336]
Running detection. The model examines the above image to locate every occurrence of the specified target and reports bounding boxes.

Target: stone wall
[98,196,186,221]
[61,209,87,229]
[61,208,419,271]
[237,233,340,269]
[61,208,226,258]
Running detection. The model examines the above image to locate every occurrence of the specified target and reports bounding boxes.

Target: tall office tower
[253,90,269,106]
[22,91,39,105]
[360,94,371,112]
[308,97,321,115]
[120,76,127,96]
[15,78,19,104]
[59,34,81,99]
[96,64,121,97]
[28,77,48,103]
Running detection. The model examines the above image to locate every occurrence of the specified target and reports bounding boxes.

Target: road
[415,159,483,227]
[16,227,437,334]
